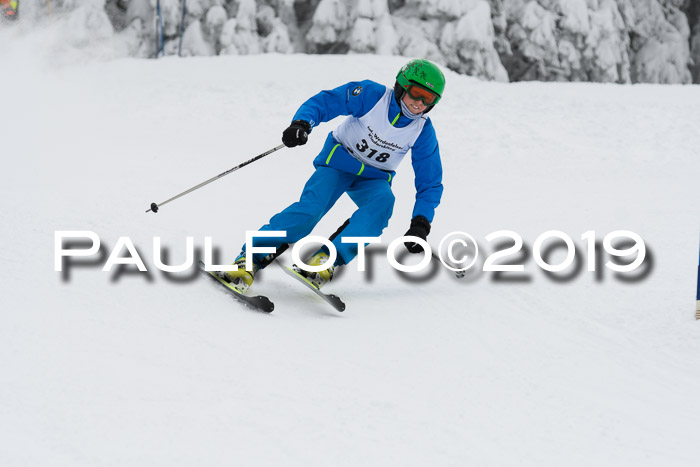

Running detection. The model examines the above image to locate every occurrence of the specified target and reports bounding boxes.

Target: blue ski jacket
[291,80,444,223]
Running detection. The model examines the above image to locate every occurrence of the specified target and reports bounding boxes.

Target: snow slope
[2,26,700,467]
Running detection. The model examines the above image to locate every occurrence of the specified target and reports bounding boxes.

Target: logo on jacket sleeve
[351,86,363,96]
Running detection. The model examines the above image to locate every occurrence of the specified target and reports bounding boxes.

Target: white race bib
[333,88,426,171]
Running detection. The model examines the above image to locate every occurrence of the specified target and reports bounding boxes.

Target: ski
[278,263,345,312]
[199,261,274,313]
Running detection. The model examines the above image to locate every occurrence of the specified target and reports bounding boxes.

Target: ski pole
[146,144,286,213]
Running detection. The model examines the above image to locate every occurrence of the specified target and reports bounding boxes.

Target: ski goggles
[405,84,440,105]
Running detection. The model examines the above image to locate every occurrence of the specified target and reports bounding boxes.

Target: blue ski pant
[244,166,395,267]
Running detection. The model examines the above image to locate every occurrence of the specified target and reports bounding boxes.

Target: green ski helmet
[395,59,445,111]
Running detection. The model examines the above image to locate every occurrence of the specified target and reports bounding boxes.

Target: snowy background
[6,0,700,83]
[2,7,700,467]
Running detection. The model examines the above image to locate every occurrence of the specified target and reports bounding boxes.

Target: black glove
[282,120,311,148]
[404,215,431,254]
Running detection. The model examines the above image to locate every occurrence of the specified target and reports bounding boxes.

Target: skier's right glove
[282,120,311,148]
[404,215,431,254]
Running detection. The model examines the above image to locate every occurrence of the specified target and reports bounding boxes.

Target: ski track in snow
[1,28,700,467]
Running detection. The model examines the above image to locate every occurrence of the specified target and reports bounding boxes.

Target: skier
[0,0,18,21]
[224,58,446,292]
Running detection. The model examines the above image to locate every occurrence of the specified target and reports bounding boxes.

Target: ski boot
[220,256,258,293]
[293,251,335,289]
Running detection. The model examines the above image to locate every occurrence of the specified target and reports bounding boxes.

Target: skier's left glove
[282,120,311,148]
[404,215,431,254]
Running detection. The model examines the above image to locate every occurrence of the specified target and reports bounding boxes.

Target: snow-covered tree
[38,0,700,84]
[690,1,700,82]
[64,0,115,46]
[392,0,508,81]
[500,0,692,83]
[204,5,228,52]
[347,0,397,55]
[219,0,261,54]
[503,0,569,81]
[256,4,293,53]
[306,0,352,53]
[181,19,216,55]
[438,0,508,81]
[628,0,692,83]
[274,0,306,52]
[584,0,631,83]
